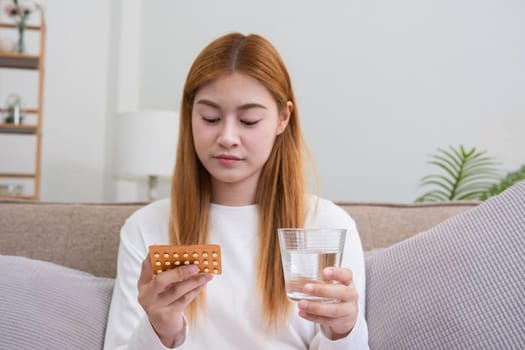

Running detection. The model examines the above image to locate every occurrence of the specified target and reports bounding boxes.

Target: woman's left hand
[297,267,358,340]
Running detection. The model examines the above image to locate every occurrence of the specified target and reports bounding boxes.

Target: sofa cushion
[365,181,525,349]
[0,255,114,350]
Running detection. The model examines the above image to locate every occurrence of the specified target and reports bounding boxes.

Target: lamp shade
[114,110,178,179]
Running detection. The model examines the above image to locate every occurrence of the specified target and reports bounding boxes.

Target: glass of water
[278,228,347,303]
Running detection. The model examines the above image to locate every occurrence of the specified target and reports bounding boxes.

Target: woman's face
[192,72,291,205]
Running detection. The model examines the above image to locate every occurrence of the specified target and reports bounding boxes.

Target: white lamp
[114,110,178,201]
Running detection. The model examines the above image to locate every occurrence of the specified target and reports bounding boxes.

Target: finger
[152,265,201,292]
[297,309,347,328]
[297,298,351,319]
[323,267,353,286]
[138,265,202,308]
[298,308,357,337]
[168,277,210,311]
[298,298,358,331]
[302,280,356,302]
[160,273,214,306]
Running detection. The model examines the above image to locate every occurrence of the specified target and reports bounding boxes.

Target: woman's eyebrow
[237,103,267,111]
[196,99,267,111]
[196,99,220,109]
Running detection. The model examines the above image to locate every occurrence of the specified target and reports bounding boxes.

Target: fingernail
[324,268,333,278]
[304,284,314,293]
[298,300,308,310]
[188,265,199,274]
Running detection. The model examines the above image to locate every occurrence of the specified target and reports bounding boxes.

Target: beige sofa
[1,183,524,350]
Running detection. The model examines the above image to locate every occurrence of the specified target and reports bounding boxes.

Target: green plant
[479,165,525,200]
[416,145,501,202]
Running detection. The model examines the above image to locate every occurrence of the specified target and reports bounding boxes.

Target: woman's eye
[202,116,220,124]
[240,119,260,126]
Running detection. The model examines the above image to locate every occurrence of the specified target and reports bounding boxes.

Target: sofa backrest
[0,201,143,278]
[340,201,478,250]
[0,200,478,277]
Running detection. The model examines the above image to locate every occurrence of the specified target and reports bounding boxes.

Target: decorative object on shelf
[114,110,178,201]
[3,0,41,53]
[0,183,24,195]
[3,93,24,124]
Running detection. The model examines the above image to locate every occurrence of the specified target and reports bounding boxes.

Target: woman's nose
[217,120,239,148]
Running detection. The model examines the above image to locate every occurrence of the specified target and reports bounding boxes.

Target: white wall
[139,0,525,202]
[1,0,524,202]
[41,0,113,202]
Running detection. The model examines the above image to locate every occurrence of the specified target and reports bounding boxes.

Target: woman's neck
[210,177,258,206]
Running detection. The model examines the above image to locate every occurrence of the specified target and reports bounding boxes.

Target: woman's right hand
[137,257,213,347]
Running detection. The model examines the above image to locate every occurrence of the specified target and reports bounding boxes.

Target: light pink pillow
[365,182,525,349]
[0,256,114,349]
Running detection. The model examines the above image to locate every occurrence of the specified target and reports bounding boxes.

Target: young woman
[104,32,368,349]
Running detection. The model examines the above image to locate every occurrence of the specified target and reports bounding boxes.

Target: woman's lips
[215,155,242,166]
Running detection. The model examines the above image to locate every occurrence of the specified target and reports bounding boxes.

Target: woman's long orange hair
[169,33,307,328]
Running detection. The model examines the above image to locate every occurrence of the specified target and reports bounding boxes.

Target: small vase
[14,21,25,54]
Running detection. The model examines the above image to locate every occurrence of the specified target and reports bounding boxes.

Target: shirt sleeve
[103,216,189,350]
[308,200,369,349]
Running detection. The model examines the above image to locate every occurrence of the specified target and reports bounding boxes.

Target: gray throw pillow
[365,181,525,350]
[0,256,114,350]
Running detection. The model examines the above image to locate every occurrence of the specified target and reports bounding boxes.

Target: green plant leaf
[427,160,459,181]
[456,191,488,200]
[441,147,463,167]
[416,145,500,202]
[419,174,455,189]
[479,165,525,200]
[431,154,460,173]
[416,191,449,202]
[419,179,453,193]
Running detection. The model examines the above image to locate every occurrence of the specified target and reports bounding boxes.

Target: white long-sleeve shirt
[104,196,369,349]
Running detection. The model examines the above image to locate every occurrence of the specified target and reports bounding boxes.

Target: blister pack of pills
[149,244,222,275]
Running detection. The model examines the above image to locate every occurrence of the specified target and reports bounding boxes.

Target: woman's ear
[276,101,293,135]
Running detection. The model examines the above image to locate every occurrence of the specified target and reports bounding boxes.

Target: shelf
[0,173,36,179]
[0,108,39,114]
[0,193,37,200]
[0,23,42,31]
[0,123,38,134]
[0,20,43,70]
[0,13,45,200]
[0,52,40,69]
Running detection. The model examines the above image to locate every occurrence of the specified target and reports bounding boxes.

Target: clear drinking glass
[278,228,347,303]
